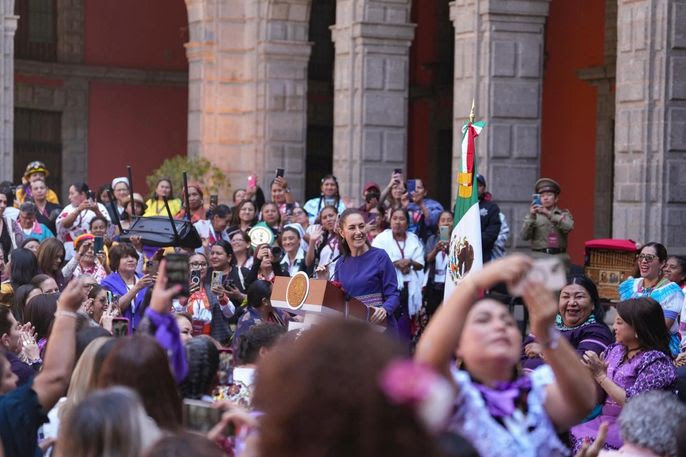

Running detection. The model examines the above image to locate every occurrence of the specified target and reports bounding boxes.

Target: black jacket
[479,198,502,263]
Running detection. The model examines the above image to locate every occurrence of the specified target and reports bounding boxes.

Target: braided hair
[179,336,220,399]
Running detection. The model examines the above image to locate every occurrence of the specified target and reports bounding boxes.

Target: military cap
[534,177,561,194]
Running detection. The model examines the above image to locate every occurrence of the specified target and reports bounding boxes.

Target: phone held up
[275,168,285,178]
[183,399,235,435]
[165,253,190,298]
[407,179,417,195]
[247,175,257,189]
[531,193,542,207]
[439,225,450,243]
[93,236,104,254]
[508,257,566,297]
[209,195,219,207]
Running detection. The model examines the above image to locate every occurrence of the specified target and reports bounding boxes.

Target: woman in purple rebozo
[330,209,400,335]
[571,297,678,451]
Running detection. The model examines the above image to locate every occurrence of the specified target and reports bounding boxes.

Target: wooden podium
[271,273,380,331]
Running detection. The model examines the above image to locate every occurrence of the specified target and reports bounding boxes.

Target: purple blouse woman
[571,297,678,451]
[522,276,613,372]
[333,209,399,333]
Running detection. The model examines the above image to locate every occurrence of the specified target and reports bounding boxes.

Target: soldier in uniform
[520,178,574,255]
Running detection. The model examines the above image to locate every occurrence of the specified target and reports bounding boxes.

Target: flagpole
[469,98,475,124]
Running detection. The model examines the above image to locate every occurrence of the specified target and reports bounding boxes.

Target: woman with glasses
[185,252,234,345]
[618,242,684,356]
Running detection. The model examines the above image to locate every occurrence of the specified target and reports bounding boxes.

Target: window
[15,0,57,61]
[14,108,62,197]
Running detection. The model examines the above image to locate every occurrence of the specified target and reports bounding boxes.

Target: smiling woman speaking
[618,242,684,355]
[521,275,613,372]
[333,209,400,334]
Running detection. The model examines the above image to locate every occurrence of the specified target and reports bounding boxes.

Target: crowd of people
[0,160,685,456]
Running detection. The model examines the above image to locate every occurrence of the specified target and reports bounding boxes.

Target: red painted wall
[541,0,605,264]
[408,0,436,183]
[84,0,188,71]
[87,83,188,194]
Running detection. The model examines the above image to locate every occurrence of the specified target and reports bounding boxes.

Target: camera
[87,190,96,201]
[270,246,284,262]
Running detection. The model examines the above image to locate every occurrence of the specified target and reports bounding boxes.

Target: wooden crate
[585,265,633,301]
[587,249,635,269]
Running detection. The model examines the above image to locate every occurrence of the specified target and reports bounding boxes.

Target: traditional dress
[335,247,400,334]
[522,315,613,372]
[570,344,677,451]
[186,284,234,344]
[371,229,425,339]
[56,203,111,260]
[447,365,569,457]
[619,277,684,355]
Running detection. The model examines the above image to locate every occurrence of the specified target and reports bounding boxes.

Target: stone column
[450,0,550,250]
[1,0,18,182]
[331,0,415,200]
[613,0,686,252]
[185,0,311,201]
[256,0,311,200]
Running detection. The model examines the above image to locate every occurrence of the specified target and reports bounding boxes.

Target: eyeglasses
[189,262,207,268]
[637,254,657,263]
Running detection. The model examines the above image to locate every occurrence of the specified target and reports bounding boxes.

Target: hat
[111,177,129,189]
[186,181,204,198]
[73,233,95,251]
[364,182,380,193]
[535,178,561,194]
[123,192,147,211]
[24,161,49,179]
[476,174,486,186]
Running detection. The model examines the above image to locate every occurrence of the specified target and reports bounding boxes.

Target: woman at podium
[334,209,400,334]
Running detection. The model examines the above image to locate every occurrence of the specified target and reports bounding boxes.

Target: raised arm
[33,278,87,411]
[415,255,531,376]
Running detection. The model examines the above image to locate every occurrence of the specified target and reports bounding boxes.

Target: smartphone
[111,317,130,337]
[165,253,190,297]
[211,271,223,289]
[93,236,104,253]
[394,168,402,175]
[106,290,113,306]
[190,270,202,290]
[532,193,542,206]
[275,168,285,178]
[509,257,566,296]
[285,202,294,216]
[145,259,159,276]
[247,175,257,189]
[209,195,218,207]
[223,276,235,290]
[407,179,417,195]
[439,226,450,242]
[182,399,234,435]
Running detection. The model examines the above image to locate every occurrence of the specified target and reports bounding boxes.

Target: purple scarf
[474,376,532,418]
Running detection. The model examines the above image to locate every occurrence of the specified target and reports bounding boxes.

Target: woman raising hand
[415,255,596,457]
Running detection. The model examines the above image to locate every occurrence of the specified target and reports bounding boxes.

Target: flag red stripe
[466,123,479,174]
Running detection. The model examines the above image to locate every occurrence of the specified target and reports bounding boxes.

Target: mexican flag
[444,118,486,301]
